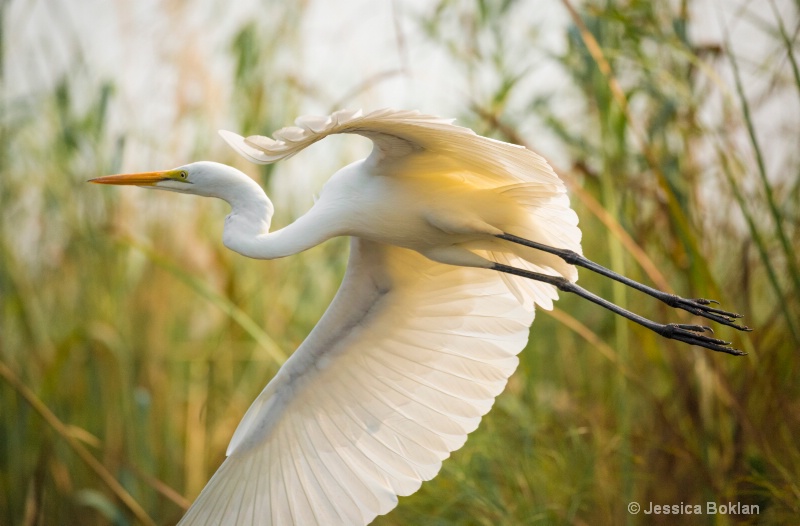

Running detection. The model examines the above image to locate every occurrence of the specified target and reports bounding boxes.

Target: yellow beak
[88,171,171,186]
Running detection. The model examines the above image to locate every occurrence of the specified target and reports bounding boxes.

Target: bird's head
[89,161,264,203]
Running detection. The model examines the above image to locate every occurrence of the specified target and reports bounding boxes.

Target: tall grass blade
[718,149,800,343]
[768,0,800,103]
[0,361,156,526]
[722,20,800,300]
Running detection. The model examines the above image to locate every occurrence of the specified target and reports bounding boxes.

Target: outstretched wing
[178,239,535,525]
[219,108,562,187]
[221,108,582,311]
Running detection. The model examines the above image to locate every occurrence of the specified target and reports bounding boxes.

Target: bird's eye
[180,171,188,179]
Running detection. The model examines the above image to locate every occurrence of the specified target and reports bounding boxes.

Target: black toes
[661,323,746,356]
[673,297,749,331]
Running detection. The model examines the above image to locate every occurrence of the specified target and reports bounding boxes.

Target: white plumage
[178,109,579,525]
[90,108,745,525]
[179,241,535,525]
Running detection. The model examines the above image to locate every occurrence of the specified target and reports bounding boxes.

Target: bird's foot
[659,323,746,355]
[664,296,752,331]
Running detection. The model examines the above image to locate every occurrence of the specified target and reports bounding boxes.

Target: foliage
[1,0,798,525]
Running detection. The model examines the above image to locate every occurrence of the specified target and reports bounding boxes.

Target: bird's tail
[485,183,582,311]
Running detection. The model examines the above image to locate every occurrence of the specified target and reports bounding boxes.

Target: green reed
[1,1,798,525]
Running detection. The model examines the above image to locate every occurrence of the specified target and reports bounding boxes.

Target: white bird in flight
[91,108,748,525]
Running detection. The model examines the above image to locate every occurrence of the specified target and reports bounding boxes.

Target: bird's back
[312,142,581,313]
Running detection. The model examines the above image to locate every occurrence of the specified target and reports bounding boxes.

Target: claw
[693,298,720,306]
[660,323,744,354]
[673,297,749,329]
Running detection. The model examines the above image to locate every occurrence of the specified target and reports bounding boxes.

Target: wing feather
[219,108,560,187]
[178,238,535,525]
[221,107,582,312]
[179,109,584,525]
[294,414,355,524]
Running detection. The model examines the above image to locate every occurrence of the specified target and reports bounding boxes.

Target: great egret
[91,108,748,525]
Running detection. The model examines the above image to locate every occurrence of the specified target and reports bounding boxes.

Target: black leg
[492,263,746,356]
[497,233,751,332]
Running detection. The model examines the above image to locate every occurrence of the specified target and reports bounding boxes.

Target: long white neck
[221,183,340,260]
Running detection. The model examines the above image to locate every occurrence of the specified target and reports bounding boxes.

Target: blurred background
[2,0,799,524]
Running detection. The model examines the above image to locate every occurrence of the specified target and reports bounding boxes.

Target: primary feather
[177,109,582,525]
[179,241,533,525]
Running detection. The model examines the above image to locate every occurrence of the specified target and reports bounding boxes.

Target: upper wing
[220,108,582,311]
[178,238,535,526]
[219,108,562,187]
